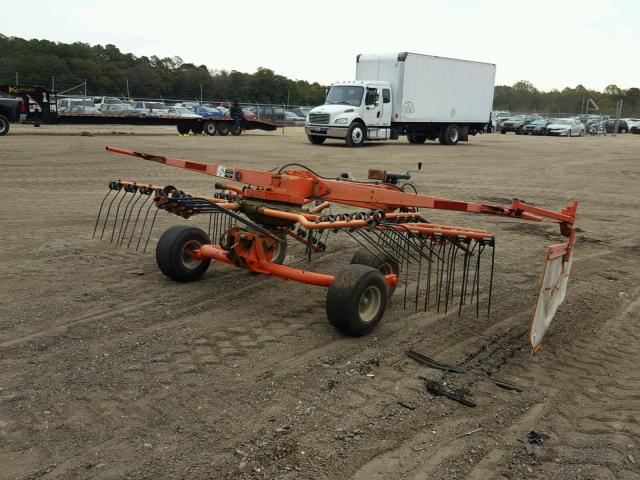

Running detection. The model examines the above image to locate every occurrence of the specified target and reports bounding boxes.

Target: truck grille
[309,113,330,124]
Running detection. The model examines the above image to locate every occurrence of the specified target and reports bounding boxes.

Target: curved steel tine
[109,190,129,243]
[118,191,143,245]
[100,189,121,240]
[94,189,112,238]
[127,194,152,248]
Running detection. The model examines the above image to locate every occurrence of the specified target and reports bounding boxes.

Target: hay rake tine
[99,188,121,240]
[126,194,152,249]
[487,241,495,318]
[142,208,159,253]
[109,189,129,243]
[94,189,113,238]
[135,198,156,251]
[118,191,144,245]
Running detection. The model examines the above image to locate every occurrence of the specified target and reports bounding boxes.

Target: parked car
[247,106,286,123]
[59,98,96,113]
[101,104,137,116]
[622,118,640,131]
[0,92,24,135]
[132,101,168,117]
[242,108,258,120]
[546,118,585,136]
[521,118,552,135]
[602,119,629,134]
[195,106,224,119]
[285,111,306,125]
[67,104,102,114]
[631,124,640,134]
[167,106,200,118]
[93,96,124,110]
[499,115,538,134]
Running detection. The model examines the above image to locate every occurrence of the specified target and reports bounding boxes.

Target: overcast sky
[1,0,637,91]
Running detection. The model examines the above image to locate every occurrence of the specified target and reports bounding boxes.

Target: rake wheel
[326,264,388,336]
[156,225,211,282]
[350,249,399,298]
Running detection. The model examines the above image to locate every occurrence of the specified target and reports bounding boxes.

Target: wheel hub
[359,285,381,323]
[181,239,203,269]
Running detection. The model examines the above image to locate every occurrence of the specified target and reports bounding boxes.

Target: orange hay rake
[96,146,577,351]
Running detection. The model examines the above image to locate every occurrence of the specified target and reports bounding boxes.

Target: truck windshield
[325,86,364,106]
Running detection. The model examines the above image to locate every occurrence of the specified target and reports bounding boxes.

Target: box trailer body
[305,52,496,146]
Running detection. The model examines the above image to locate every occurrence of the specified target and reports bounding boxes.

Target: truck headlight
[334,117,348,124]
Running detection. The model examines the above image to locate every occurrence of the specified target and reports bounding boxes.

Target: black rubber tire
[350,249,399,298]
[156,225,211,282]
[176,123,190,135]
[407,134,427,144]
[441,124,460,145]
[191,123,204,134]
[620,128,627,134]
[345,122,366,147]
[217,122,230,136]
[326,264,388,336]
[0,114,9,136]
[230,124,242,136]
[500,129,506,134]
[203,121,217,136]
[307,135,326,145]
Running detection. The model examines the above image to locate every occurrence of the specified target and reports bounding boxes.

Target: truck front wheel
[407,134,427,144]
[346,122,366,147]
[307,135,326,145]
[440,124,460,145]
[0,114,9,136]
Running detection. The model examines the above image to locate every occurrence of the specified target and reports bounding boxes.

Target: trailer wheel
[500,129,506,134]
[176,123,190,135]
[350,249,399,298]
[345,122,366,147]
[203,121,217,136]
[156,225,211,282]
[407,134,427,144]
[230,124,242,135]
[191,123,204,134]
[326,264,387,336]
[441,124,460,145]
[307,135,326,145]
[218,122,230,136]
[0,114,9,136]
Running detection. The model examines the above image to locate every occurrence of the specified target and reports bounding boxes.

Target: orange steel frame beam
[106,146,577,235]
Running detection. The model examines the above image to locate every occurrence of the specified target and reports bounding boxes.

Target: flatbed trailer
[0,85,278,136]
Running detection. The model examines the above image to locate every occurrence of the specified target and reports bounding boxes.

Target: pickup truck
[0,92,24,135]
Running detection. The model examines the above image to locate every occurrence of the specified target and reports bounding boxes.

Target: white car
[546,118,585,137]
[132,101,168,117]
[167,106,200,118]
[622,118,640,131]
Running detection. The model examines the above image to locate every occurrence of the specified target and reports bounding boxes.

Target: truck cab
[305,80,393,147]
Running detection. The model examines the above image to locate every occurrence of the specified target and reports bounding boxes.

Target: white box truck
[305,52,496,147]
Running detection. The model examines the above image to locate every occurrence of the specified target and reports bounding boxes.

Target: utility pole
[200,83,203,102]
[84,80,87,97]
[126,79,130,100]
[52,75,55,92]
[15,72,18,85]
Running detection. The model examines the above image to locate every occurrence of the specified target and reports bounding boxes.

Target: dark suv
[603,120,629,134]
[500,115,539,134]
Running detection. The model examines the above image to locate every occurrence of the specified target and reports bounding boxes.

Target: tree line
[1,34,638,115]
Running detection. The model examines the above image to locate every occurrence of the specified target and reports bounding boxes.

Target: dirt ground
[1,125,639,480]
